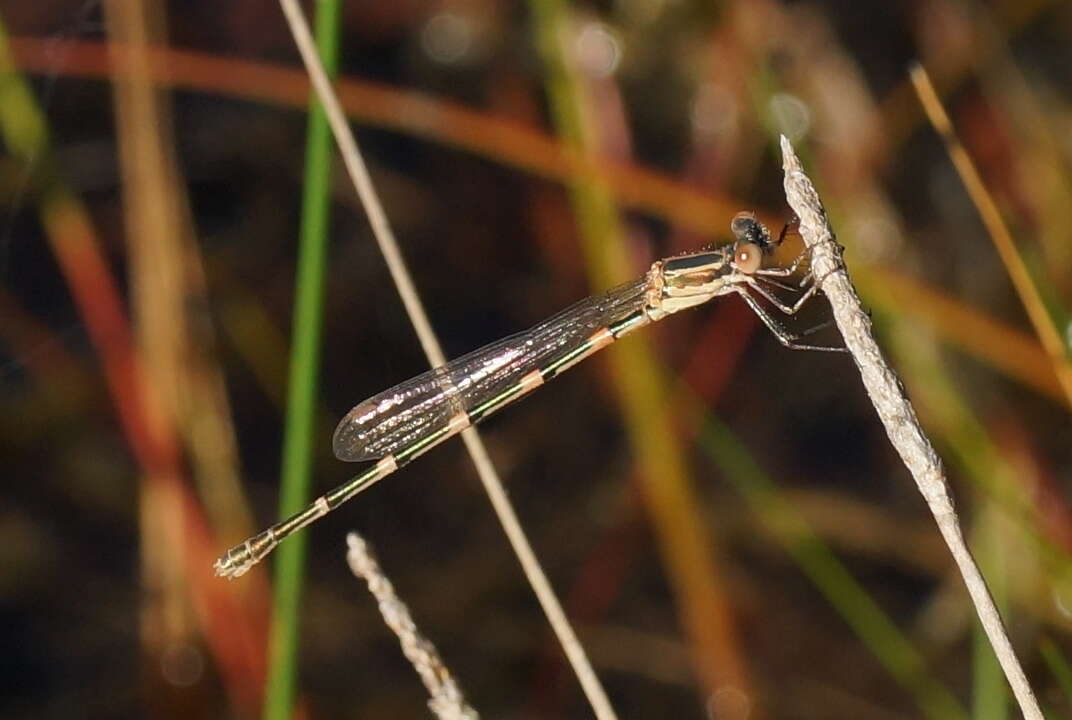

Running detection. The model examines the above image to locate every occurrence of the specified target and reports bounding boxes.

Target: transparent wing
[332,277,649,462]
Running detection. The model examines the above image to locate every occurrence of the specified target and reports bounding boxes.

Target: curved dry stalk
[780,136,1042,720]
[908,63,1072,406]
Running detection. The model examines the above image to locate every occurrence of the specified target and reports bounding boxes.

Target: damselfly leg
[775,216,800,247]
[731,286,842,352]
[733,242,845,352]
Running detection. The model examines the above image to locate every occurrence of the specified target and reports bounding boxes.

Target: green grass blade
[526,0,761,699]
[264,2,342,719]
[1039,637,1072,711]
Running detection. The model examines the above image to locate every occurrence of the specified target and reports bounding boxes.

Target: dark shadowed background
[3,1,1072,718]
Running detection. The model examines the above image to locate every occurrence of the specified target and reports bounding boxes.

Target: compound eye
[734,242,762,274]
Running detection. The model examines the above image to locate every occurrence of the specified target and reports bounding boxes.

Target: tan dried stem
[105,0,254,545]
[780,135,1042,720]
[908,63,1072,407]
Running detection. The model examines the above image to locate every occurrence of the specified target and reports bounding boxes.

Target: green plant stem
[526,0,756,699]
[263,2,341,719]
[1040,637,1072,709]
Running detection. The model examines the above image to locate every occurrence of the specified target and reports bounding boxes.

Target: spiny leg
[749,275,799,292]
[753,245,810,278]
[795,316,840,339]
[775,216,800,246]
[750,246,845,314]
[745,275,821,315]
[734,287,846,352]
[793,261,845,291]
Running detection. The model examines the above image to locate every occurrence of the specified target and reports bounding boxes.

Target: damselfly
[215,212,839,578]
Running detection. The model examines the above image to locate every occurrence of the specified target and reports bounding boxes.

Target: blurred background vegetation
[2,0,1072,718]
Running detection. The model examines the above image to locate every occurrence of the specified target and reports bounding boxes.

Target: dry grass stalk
[908,63,1072,406]
[780,135,1042,720]
[106,0,254,540]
